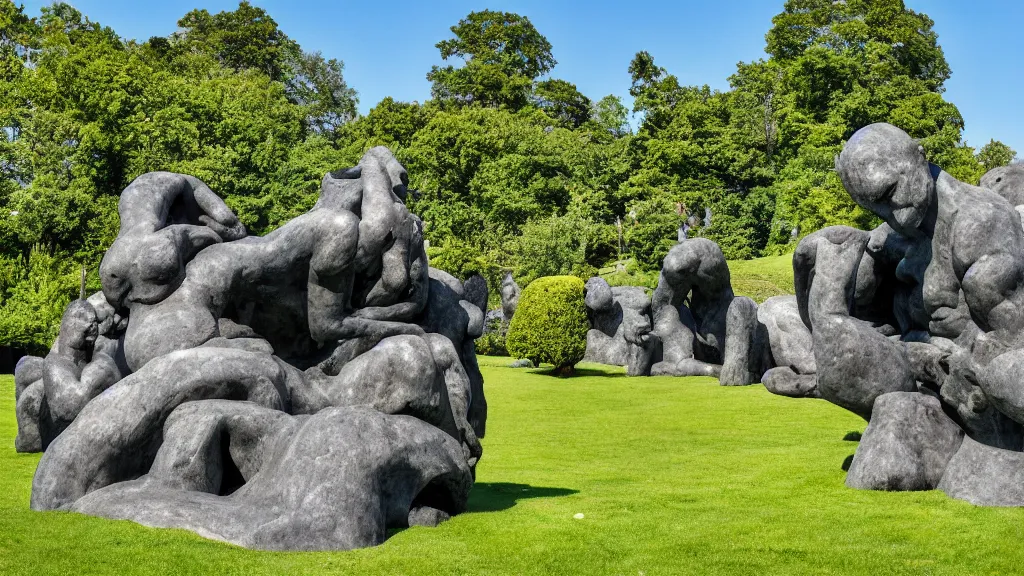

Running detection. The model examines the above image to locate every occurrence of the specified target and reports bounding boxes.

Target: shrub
[506,275,588,376]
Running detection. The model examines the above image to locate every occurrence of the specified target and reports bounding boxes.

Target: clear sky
[19,0,1024,155]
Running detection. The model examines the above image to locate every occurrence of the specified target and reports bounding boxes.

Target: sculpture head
[836,123,935,239]
[661,238,730,296]
[100,230,184,309]
[584,277,615,314]
[56,299,99,355]
[980,164,1024,206]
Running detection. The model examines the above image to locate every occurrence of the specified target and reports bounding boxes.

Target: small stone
[573,513,584,520]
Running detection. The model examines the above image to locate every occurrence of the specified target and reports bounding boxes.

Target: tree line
[0,0,1016,354]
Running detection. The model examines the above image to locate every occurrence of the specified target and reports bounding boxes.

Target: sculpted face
[837,123,935,239]
[101,232,184,308]
[59,301,99,353]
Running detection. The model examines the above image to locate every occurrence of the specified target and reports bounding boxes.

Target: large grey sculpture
[647,238,769,384]
[14,147,488,548]
[769,122,1024,506]
[582,277,655,376]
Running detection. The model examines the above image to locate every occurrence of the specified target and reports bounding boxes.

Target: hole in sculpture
[218,432,246,496]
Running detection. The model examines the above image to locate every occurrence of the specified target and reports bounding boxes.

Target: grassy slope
[602,253,796,303]
[3,362,1024,575]
[728,253,795,303]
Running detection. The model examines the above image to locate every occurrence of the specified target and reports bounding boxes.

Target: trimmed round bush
[506,275,588,376]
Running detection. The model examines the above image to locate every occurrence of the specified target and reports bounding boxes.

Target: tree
[174,1,300,82]
[427,10,555,109]
[977,140,1017,172]
[286,51,358,136]
[591,95,630,136]
[533,79,591,128]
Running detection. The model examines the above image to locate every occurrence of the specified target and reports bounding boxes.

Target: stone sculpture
[15,147,487,549]
[582,277,655,376]
[499,272,521,326]
[769,122,1024,506]
[756,295,817,398]
[647,238,768,384]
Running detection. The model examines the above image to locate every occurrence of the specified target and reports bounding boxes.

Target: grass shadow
[467,482,578,513]
[527,366,627,379]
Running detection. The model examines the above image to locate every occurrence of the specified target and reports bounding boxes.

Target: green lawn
[2,359,1024,575]
[728,253,795,303]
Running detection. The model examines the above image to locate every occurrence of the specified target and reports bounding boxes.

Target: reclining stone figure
[582,277,656,376]
[20,146,487,549]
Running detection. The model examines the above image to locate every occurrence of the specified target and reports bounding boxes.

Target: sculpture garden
[2,0,1024,573]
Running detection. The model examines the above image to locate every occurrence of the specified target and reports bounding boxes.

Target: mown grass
[600,253,795,303]
[3,359,1024,575]
[728,253,795,303]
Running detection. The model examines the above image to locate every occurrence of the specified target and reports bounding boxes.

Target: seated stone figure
[582,277,655,376]
[650,238,770,382]
[15,297,125,452]
[28,147,489,549]
[769,123,1024,505]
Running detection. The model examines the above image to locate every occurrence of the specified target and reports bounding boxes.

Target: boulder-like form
[72,402,471,551]
[981,164,1024,206]
[20,147,487,549]
[758,296,815,374]
[720,297,771,386]
[938,436,1024,506]
[846,392,964,491]
[582,277,655,376]
[499,272,521,326]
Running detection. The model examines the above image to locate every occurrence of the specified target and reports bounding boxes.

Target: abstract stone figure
[582,277,655,376]
[771,122,1024,507]
[757,296,817,398]
[720,297,771,386]
[499,272,521,326]
[72,402,471,551]
[650,239,733,377]
[22,147,487,549]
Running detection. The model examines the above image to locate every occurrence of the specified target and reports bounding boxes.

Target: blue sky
[20,0,1024,155]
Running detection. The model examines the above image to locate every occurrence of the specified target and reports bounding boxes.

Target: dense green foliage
[7,363,1024,574]
[506,276,588,373]
[0,0,1017,351]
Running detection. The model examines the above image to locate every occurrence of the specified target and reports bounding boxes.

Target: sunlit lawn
[2,357,1023,575]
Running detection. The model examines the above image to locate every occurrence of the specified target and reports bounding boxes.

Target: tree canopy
[0,0,1016,353]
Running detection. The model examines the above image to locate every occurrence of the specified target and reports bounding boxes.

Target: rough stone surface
[720,297,771,386]
[757,296,815,375]
[582,278,655,376]
[761,367,818,398]
[650,239,731,377]
[938,436,1024,506]
[22,148,487,548]
[981,164,1024,207]
[806,233,916,420]
[499,272,521,326]
[72,402,471,551]
[846,392,964,491]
